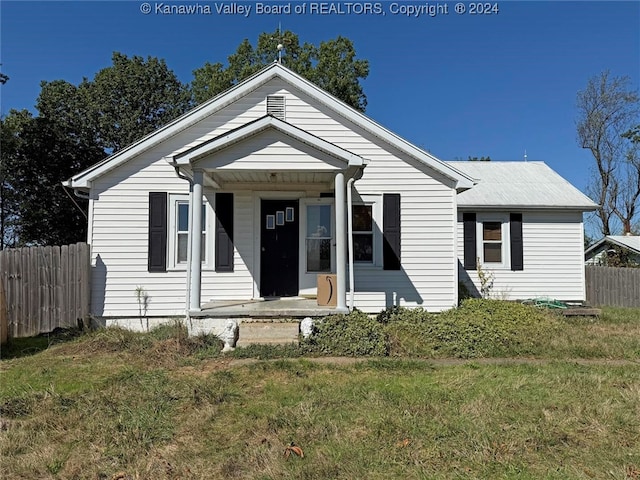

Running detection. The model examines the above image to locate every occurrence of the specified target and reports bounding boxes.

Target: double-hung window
[352,204,374,263]
[169,194,209,269]
[477,214,508,268]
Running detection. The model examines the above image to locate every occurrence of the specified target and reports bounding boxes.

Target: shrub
[384,299,561,358]
[301,310,388,356]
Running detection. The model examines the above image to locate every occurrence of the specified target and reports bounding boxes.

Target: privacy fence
[585,265,640,308]
[0,243,91,340]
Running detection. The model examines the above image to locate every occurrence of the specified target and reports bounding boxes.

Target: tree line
[0,31,369,248]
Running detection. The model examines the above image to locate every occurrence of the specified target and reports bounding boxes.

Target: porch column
[189,168,203,311]
[335,172,347,311]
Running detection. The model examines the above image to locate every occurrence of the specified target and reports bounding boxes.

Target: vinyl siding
[89,78,459,317]
[456,210,586,301]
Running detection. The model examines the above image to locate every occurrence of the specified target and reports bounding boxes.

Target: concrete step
[237,321,300,346]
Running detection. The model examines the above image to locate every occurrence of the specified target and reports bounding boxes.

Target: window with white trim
[477,215,509,268]
[352,204,374,263]
[168,194,210,269]
[306,204,332,272]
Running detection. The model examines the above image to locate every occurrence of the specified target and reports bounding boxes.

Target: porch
[192,297,338,318]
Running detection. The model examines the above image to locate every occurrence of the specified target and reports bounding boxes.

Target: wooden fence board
[585,266,640,308]
[0,243,91,338]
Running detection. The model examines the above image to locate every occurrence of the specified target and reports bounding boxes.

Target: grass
[1,305,639,479]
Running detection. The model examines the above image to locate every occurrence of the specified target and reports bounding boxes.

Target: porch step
[236,321,300,346]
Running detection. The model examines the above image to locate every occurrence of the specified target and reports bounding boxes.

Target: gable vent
[266,95,286,120]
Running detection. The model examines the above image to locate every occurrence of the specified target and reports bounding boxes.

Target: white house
[585,235,640,266]
[65,63,597,328]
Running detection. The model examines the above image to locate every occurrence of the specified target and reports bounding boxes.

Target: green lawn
[1,305,639,479]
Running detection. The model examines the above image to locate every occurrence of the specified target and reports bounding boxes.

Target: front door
[260,200,299,297]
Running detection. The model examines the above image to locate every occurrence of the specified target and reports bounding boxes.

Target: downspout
[346,177,356,310]
[173,166,194,321]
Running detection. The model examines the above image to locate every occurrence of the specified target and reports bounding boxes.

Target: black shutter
[383,193,401,270]
[463,212,477,270]
[148,192,167,272]
[215,193,234,272]
[510,213,524,271]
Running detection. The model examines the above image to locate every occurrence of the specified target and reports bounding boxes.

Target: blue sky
[1,1,639,230]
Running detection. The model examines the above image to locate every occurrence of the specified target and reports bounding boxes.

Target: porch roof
[167,115,367,169]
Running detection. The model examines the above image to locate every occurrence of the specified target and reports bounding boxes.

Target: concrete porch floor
[192,297,340,318]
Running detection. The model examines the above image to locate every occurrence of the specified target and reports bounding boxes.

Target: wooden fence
[0,243,91,339]
[585,265,640,308]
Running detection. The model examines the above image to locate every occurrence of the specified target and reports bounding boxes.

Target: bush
[301,310,388,356]
[384,299,561,358]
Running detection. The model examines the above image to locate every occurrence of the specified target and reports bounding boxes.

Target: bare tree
[577,71,640,235]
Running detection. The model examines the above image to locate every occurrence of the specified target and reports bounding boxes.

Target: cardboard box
[317,274,337,307]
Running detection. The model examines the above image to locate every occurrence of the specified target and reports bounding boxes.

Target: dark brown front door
[260,200,299,297]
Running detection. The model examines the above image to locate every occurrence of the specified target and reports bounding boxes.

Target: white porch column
[335,172,347,311]
[189,169,203,311]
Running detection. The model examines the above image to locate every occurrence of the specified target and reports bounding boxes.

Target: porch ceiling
[207,170,336,188]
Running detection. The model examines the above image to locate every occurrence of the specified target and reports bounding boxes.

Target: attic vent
[266,95,286,120]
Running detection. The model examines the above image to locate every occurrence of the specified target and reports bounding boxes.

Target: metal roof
[585,235,640,255]
[446,161,598,210]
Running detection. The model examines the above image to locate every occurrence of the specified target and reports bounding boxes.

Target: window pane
[307,205,332,237]
[352,205,372,232]
[484,243,501,263]
[483,222,501,241]
[178,203,189,232]
[178,233,188,263]
[353,233,373,262]
[306,238,331,272]
[201,233,206,262]
[178,203,206,232]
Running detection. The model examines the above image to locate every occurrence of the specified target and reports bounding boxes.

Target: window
[352,204,373,263]
[474,214,509,268]
[482,221,502,263]
[176,201,206,264]
[168,194,209,269]
[306,204,332,272]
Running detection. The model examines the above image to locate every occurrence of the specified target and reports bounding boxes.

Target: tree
[2,53,191,246]
[577,71,640,235]
[0,110,32,249]
[87,52,192,152]
[468,156,491,161]
[192,30,369,111]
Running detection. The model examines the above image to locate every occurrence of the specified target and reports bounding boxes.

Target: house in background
[65,63,597,331]
[585,235,640,266]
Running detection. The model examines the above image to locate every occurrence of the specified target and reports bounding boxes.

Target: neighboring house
[65,63,597,328]
[585,235,640,266]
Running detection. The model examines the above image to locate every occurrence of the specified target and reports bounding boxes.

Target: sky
[1,0,639,234]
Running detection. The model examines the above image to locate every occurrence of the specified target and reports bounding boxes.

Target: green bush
[301,310,388,356]
[384,299,561,358]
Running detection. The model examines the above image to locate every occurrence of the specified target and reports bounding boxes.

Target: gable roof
[65,63,473,190]
[170,114,365,169]
[446,161,598,210]
[585,235,640,256]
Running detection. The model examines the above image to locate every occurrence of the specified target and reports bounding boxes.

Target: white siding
[89,78,459,317]
[456,210,586,301]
